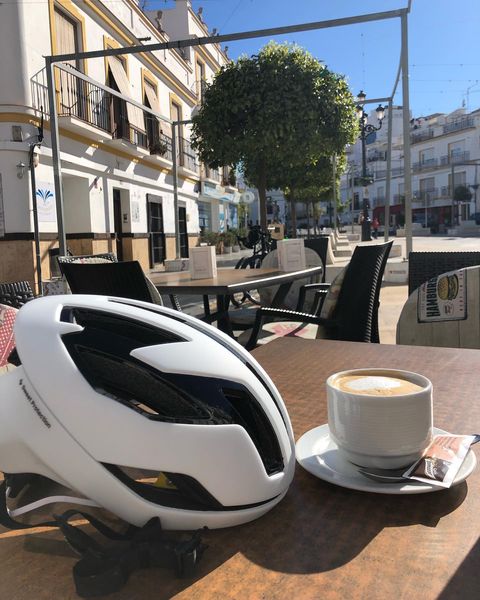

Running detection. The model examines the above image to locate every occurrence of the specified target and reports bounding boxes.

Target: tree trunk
[257,165,268,232]
[289,193,297,238]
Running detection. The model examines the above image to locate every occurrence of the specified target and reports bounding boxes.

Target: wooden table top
[149,265,323,295]
[1,338,480,599]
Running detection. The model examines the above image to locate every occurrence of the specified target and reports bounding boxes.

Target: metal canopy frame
[45,5,413,259]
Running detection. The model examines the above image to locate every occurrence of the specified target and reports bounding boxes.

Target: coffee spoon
[358,434,480,484]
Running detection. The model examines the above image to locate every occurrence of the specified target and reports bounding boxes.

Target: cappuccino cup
[327,369,433,469]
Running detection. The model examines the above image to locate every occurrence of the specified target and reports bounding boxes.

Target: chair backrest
[303,237,329,283]
[0,304,17,368]
[58,254,164,305]
[0,281,35,309]
[408,251,480,295]
[259,248,323,311]
[330,241,393,343]
[57,252,118,266]
[60,261,157,304]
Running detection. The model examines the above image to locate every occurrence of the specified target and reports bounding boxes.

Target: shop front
[199,181,240,232]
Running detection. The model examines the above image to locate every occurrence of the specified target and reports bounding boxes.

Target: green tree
[454,185,472,202]
[191,42,358,230]
[282,156,332,235]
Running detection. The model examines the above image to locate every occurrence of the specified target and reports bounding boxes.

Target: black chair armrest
[296,283,331,312]
[244,306,330,351]
[311,289,329,315]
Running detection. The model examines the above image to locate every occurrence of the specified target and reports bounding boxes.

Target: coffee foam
[334,374,423,396]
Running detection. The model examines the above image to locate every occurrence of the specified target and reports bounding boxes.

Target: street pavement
[169,235,480,346]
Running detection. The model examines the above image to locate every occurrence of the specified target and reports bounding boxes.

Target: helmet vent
[103,464,278,511]
[221,387,284,475]
[61,307,184,346]
[245,363,288,428]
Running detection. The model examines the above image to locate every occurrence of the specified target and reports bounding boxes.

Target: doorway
[113,189,123,261]
[178,206,189,258]
[147,195,166,267]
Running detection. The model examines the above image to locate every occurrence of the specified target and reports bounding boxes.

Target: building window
[196,60,206,99]
[143,79,160,152]
[419,147,434,164]
[107,55,145,144]
[449,170,466,189]
[54,8,85,119]
[448,139,465,157]
[198,201,211,233]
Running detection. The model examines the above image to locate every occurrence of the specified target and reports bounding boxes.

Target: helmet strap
[0,478,207,597]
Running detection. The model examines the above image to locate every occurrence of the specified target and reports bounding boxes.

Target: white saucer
[295,424,477,495]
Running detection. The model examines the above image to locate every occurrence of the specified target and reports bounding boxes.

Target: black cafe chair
[241,241,393,350]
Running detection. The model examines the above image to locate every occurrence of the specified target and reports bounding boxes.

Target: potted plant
[222,230,237,254]
[228,228,241,252]
[149,138,168,156]
[199,230,217,246]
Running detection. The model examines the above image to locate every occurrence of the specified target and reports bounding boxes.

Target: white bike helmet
[0,295,295,530]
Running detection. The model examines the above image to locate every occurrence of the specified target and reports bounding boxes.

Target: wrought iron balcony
[440,151,470,166]
[412,158,438,172]
[367,152,388,162]
[222,167,236,187]
[443,117,474,134]
[410,129,435,144]
[31,68,201,167]
[413,188,438,201]
[374,167,404,179]
[178,136,198,172]
[204,165,222,182]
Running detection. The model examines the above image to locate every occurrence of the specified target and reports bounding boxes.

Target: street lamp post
[356,91,386,241]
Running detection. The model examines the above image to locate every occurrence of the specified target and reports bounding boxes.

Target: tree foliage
[191,41,359,230]
[454,185,472,202]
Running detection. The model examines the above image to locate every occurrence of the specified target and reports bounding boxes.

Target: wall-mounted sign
[131,201,140,223]
[36,182,57,222]
[201,181,239,204]
[219,203,225,232]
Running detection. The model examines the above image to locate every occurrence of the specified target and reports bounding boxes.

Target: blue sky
[155,0,480,118]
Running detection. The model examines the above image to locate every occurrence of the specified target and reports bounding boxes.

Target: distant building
[340,105,480,232]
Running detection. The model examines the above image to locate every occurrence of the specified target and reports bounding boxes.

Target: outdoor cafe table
[1,338,480,599]
[149,265,323,334]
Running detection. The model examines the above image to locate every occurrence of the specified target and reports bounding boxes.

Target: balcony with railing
[437,183,474,198]
[31,67,188,166]
[412,158,438,172]
[443,117,475,135]
[353,172,374,186]
[410,129,435,144]
[413,189,438,202]
[440,151,470,166]
[222,167,236,188]
[375,166,404,179]
[367,151,387,162]
[178,137,198,173]
[204,165,222,182]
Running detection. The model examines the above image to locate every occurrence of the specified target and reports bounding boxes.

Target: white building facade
[340,105,480,232]
[0,0,238,288]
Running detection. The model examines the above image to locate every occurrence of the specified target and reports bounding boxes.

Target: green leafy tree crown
[191,41,358,229]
